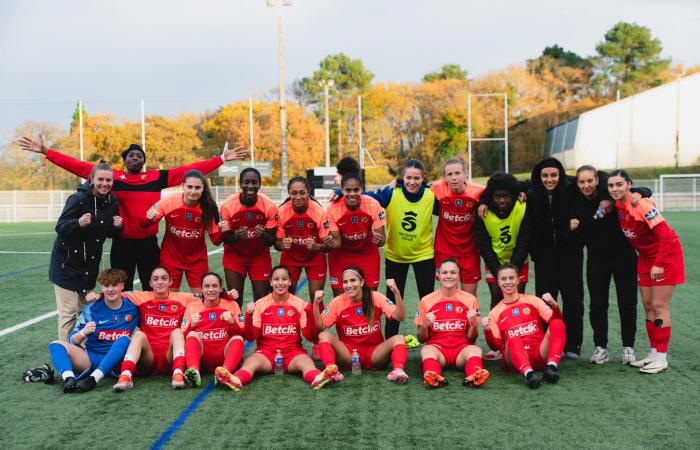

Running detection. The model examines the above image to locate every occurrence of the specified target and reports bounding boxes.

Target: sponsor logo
[361,216,368,223]
[159,304,166,311]
[499,225,512,245]
[322,307,329,315]
[246,212,253,221]
[456,306,463,314]
[171,305,179,312]
[344,231,368,241]
[323,221,330,229]
[644,209,659,221]
[146,316,179,328]
[168,225,202,240]
[343,322,380,336]
[278,307,285,317]
[263,324,298,335]
[238,314,244,322]
[617,210,625,220]
[185,212,193,221]
[378,211,386,220]
[505,321,537,339]
[209,312,216,321]
[622,228,637,239]
[351,216,359,224]
[170,214,179,219]
[98,319,110,325]
[431,320,467,332]
[113,314,119,323]
[441,210,473,223]
[201,329,228,340]
[125,315,133,322]
[523,307,531,315]
[446,303,453,312]
[401,211,417,232]
[287,309,295,317]
[330,277,338,284]
[297,220,304,229]
[97,329,130,341]
[455,199,462,208]
[264,311,273,316]
[355,307,363,316]
[512,308,520,317]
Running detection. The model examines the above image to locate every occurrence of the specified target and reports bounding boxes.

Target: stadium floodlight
[467,92,509,179]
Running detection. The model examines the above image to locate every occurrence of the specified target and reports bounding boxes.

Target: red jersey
[181,299,244,346]
[46,149,224,239]
[218,193,278,266]
[123,291,194,350]
[486,295,553,348]
[326,195,386,254]
[432,180,484,256]
[150,194,218,268]
[414,290,479,348]
[276,200,329,264]
[251,294,310,352]
[615,198,678,262]
[321,292,396,349]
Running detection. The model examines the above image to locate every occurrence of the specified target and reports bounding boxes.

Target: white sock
[547,361,558,368]
[655,352,667,363]
[61,371,75,380]
[650,348,658,357]
[174,350,185,358]
[92,369,105,383]
[121,370,133,377]
[173,368,183,375]
[523,369,533,377]
[124,354,135,362]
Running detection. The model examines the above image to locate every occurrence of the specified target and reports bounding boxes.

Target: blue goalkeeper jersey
[69,297,139,355]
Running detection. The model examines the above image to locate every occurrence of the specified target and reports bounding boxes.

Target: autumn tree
[423,64,468,82]
[527,45,593,104]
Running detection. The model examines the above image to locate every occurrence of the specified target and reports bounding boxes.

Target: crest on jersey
[323,220,330,229]
[512,308,520,317]
[278,307,285,317]
[618,210,625,220]
[322,307,329,315]
[238,314,244,322]
[361,216,368,223]
[644,209,659,221]
[355,307,363,316]
[523,307,531,315]
[257,214,263,221]
[456,306,463,314]
[113,314,119,323]
[307,222,314,229]
[455,199,462,208]
[351,216,359,224]
[209,312,216,321]
[185,212,192,221]
[125,315,133,322]
[297,220,304,229]
[195,217,202,223]
[446,303,453,312]
[159,304,166,311]
[287,309,295,317]
[171,305,178,312]
[246,212,253,221]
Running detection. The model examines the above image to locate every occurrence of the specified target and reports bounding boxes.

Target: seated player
[108,267,197,391]
[180,272,246,389]
[215,266,338,391]
[313,267,410,384]
[482,264,566,389]
[416,258,489,388]
[48,269,139,393]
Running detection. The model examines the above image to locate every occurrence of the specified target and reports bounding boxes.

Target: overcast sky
[1,0,698,146]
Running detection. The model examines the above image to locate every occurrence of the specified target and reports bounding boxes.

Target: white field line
[0,232,55,237]
[0,247,224,338]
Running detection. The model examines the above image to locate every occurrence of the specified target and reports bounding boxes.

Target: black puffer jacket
[49,182,121,293]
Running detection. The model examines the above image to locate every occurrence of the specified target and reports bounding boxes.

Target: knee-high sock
[546,318,566,366]
[645,320,656,351]
[391,343,408,369]
[233,369,253,385]
[120,359,136,375]
[655,326,671,353]
[465,356,483,376]
[172,354,186,373]
[318,342,336,367]
[422,357,442,375]
[96,336,131,377]
[506,339,533,375]
[185,336,201,371]
[223,339,244,372]
[48,343,73,376]
[303,369,322,384]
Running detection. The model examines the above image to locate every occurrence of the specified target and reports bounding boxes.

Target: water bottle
[351,348,361,375]
[274,349,284,376]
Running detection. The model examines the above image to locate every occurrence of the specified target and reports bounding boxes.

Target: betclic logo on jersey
[263,324,298,335]
[146,316,178,328]
[505,321,538,339]
[431,319,467,332]
[343,322,380,336]
[401,211,417,232]
[97,329,130,341]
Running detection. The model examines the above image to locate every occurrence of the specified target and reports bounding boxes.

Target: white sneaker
[639,359,668,374]
[484,350,501,361]
[621,347,636,365]
[630,354,656,368]
[589,347,610,364]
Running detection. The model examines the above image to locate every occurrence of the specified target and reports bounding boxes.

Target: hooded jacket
[527,157,578,259]
[49,181,121,293]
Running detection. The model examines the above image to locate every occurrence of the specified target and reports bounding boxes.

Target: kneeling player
[482,264,566,389]
[181,272,246,389]
[416,258,489,388]
[48,269,139,393]
[313,267,409,384]
[109,267,197,391]
[216,265,337,391]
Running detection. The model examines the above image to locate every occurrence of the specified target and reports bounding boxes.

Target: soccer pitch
[1,214,698,449]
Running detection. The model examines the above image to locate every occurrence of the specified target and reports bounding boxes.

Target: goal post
[659,174,700,211]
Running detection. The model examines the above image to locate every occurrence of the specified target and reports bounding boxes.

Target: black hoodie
[49,181,121,293]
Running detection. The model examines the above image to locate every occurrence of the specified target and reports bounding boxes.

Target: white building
[543,72,700,170]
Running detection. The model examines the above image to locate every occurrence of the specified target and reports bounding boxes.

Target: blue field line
[0,263,49,280]
[151,274,309,449]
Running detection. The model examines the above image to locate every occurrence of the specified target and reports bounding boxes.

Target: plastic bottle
[274,349,284,376]
[351,348,361,375]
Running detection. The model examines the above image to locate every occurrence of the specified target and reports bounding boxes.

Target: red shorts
[255,347,308,372]
[140,346,172,376]
[199,344,226,373]
[435,251,481,284]
[485,263,529,283]
[504,339,546,373]
[328,250,380,290]
[341,342,378,370]
[162,260,209,290]
[432,343,470,367]
[280,253,327,284]
[224,251,273,282]
[637,251,685,287]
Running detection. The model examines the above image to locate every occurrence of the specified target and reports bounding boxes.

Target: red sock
[185,336,201,372]
[422,357,442,375]
[120,359,136,375]
[465,356,483,377]
[318,342,336,367]
[546,318,566,365]
[172,355,186,373]
[223,339,244,371]
[645,320,656,351]
[233,369,253,385]
[655,326,671,353]
[506,339,533,375]
[303,369,321,384]
[391,343,408,369]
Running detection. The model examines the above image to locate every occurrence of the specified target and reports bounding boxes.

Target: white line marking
[0,232,55,237]
[0,247,225,337]
[0,251,52,254]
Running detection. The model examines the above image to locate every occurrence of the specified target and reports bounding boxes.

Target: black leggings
[384,258,435,338]
[110,236,160,291]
